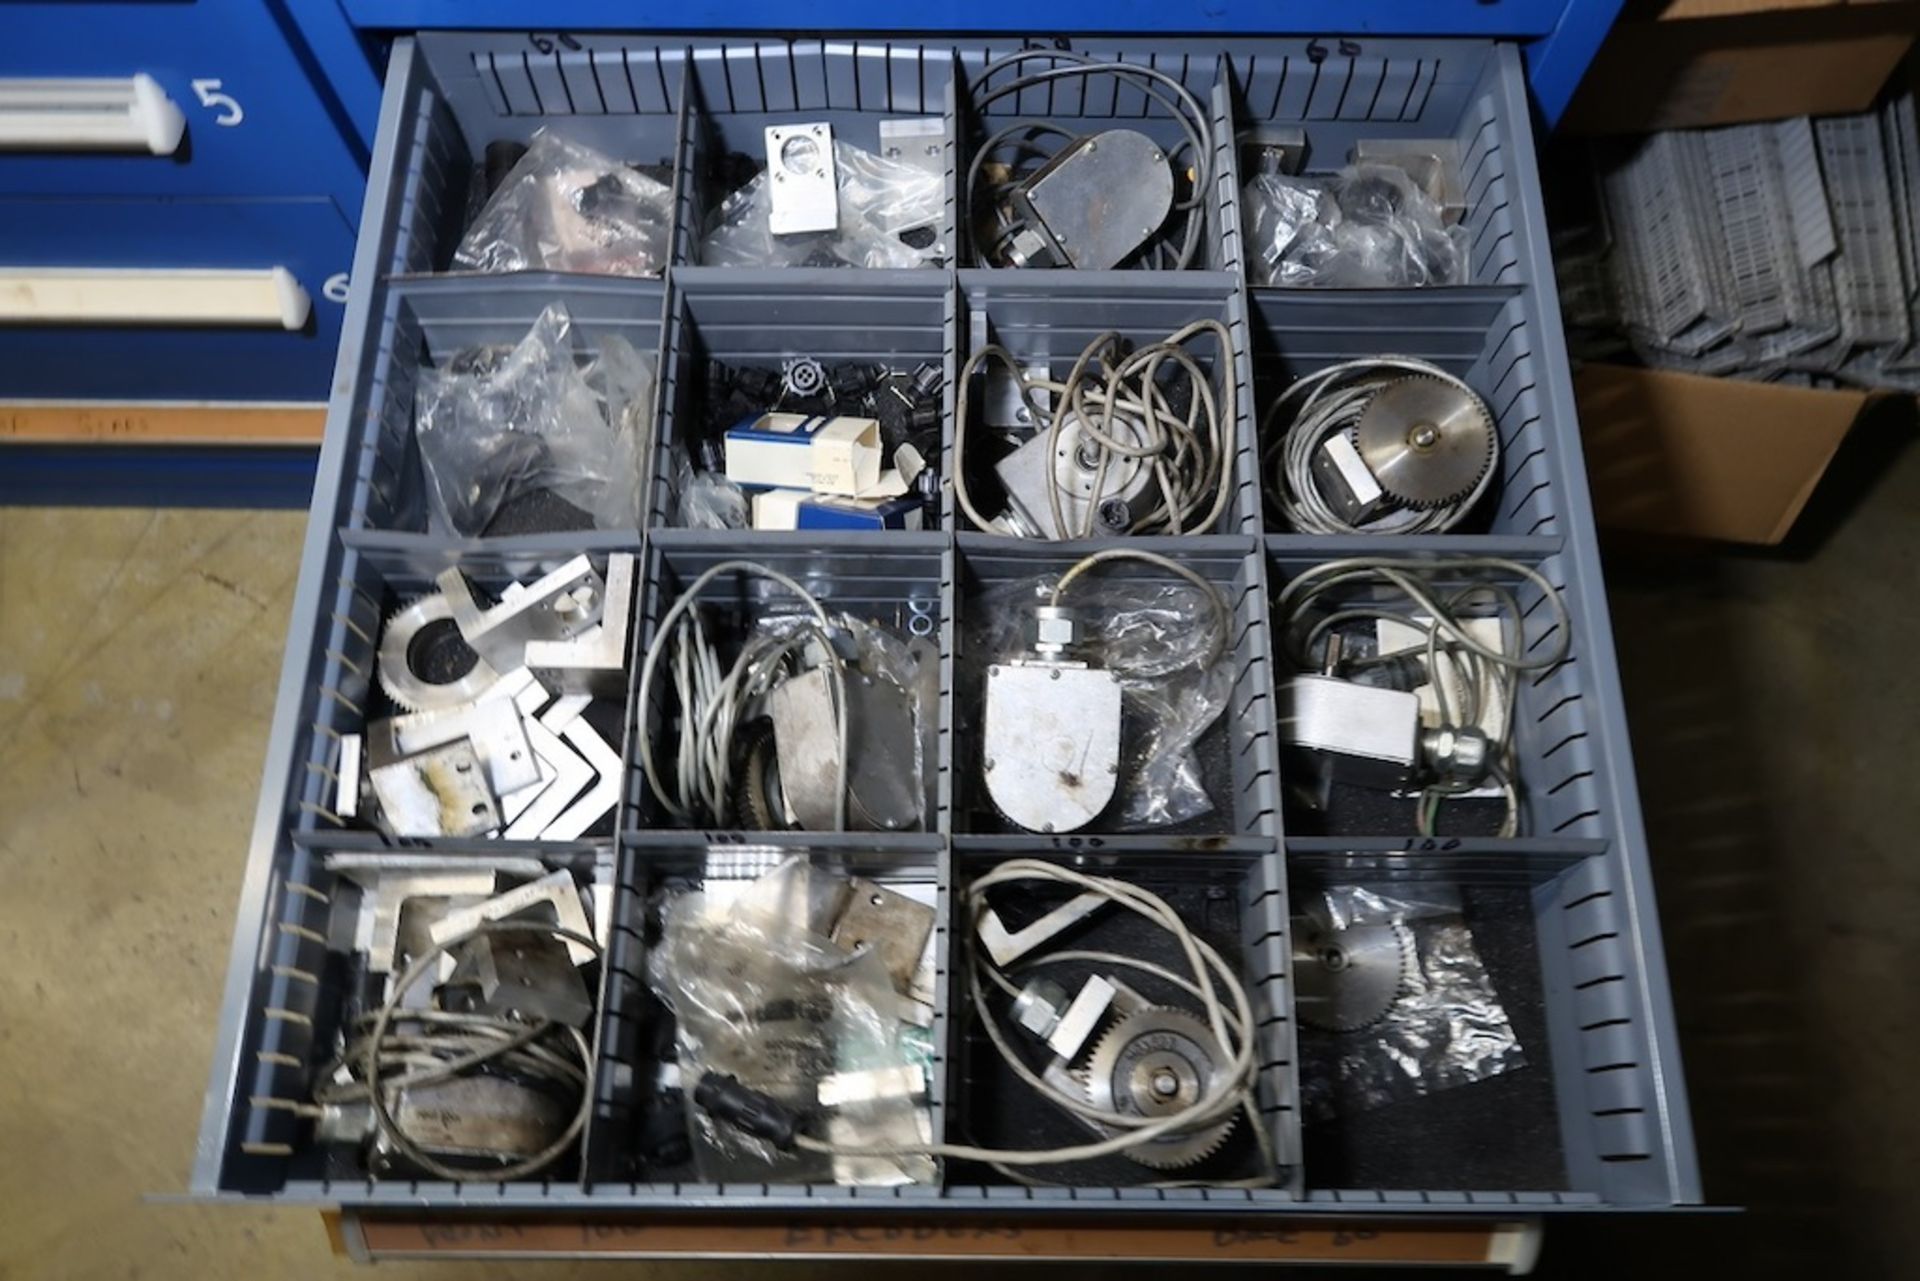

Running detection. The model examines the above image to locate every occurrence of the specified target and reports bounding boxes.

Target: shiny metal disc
[1354,376,1496,509]
[1292,919,1416,1033]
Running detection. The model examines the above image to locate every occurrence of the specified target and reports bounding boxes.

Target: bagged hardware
[415,302,654,537]
[453,129,673,276]
[1294,885,1524,1124]
[702,140,945,269]
[1245,164,1468,288]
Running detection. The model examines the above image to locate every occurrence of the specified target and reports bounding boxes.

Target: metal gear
[1291,918,1417,1033]
[1354,375,1496,510]
[727,718,788,830]
[1084,1007,1238,1170]
[376,593,500,713]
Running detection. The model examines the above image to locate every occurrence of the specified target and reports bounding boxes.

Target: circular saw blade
[1291,919,1416,1033]
[1354,375,1496,510]
[1084,1007,1239,1170]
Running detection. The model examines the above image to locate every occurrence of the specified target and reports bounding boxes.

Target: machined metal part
[766,122,838,236]
[1354,376,1496,510]
[975,891,1107,967]
[1353,138,1466,225]
[1310,431,1388,526]
[818,1063,928,1109]
[359,871,499,974]
[367,739,499,838]
[525,553,635,699]
[446,932,596,1027]
[1012,977,1070,1040]
[1048,973,1117,1062]
[438,556,605,670]
[1011,129,1176,271]
[1031,605,1078,657]
[983,358,1051,430]
[1239,124,1309,177]
[541,716,620,841]
[1292,918,1417,1033]
[769,662,921,832]
[377,594,502,714]
[378,698,541,797]
[429,869,596,966]
[1281,674,1421,792]
[994,406,1158,538]
[830,878,936,992]
[879,117,947,175]
[781,355,828,401]
[386,1074,571,1163]
[336,734,362,820]
[1421,724,1493,787]
[1084,1007,1238,1170]
[983,660,1123,832]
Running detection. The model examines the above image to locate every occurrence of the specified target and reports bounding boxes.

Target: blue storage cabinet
[191,21,1701,1234]
[0,0,371,402]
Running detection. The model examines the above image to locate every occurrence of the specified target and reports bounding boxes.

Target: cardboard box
[752,488,925,531]
[724,412,899,497]
[1575,363,1879,543]
[1562,1,1920,135]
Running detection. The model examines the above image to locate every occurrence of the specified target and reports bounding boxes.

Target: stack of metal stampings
[347,553,635,841]
[1582,94,1920,390]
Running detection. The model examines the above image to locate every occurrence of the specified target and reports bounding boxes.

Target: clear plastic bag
[980,576,1231,828]
[701,140,945,269]
[650,859,934,1184]
[1296,886,1524,1125]
[453,129,672,277]
[671,448,749,530]
[1244,164,1468,288]
[415,302,654,537]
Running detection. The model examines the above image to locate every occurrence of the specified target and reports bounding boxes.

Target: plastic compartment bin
[590,836,949,1194]
[1288,842,1689,1208]
[346,277,669,537]
[194,30,1698,1225]
[623,534,950,834]
[951,535,1281,839]
[677,40,958,268]
[945,841,1300,1197]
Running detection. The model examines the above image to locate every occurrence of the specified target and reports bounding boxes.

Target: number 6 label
[190,79,244,127]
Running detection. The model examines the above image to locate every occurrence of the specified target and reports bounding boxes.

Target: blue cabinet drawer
[0,194,355,399]
[0,1,365,215]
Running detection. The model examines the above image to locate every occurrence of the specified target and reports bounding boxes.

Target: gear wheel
[727,718,789,830]
[1291,918,1417,1033]
[1084,1007,1238,1170]
[376,593,500,713]
[1354,375,1496,510]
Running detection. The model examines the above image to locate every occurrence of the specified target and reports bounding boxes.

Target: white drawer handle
[0,74,186,155]
[0,267,311,331]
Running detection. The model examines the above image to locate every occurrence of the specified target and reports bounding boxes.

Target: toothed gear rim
[1354,374,1496,510]
[377,593,502,713]
[1084,1007,1238,1170]
[1292,918,1417,1033]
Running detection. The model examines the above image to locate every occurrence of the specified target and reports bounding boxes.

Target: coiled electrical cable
[967,50,1214,270]
[634,561,850,831]
[785,859,1275,1180]
[1277,556,1572,838]
[314,919,602,1182]
[1263,356,1497,534]
[953,322,1236,538]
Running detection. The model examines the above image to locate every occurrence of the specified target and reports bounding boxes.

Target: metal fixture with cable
[1275,556,1572,837]
[967,50,1214,270]
[634,560,926,832]
[982,549,1231,833]
[691,858,1278,1185]
[1263,357,1498,534]
[954,322,1237,538]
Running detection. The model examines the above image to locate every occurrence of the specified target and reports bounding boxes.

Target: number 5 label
[190,78,244,127]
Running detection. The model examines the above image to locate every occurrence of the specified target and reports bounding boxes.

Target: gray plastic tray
[192,31,1699,1218]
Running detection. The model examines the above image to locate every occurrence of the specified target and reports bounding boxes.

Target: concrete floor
[0,430,1913,1276]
